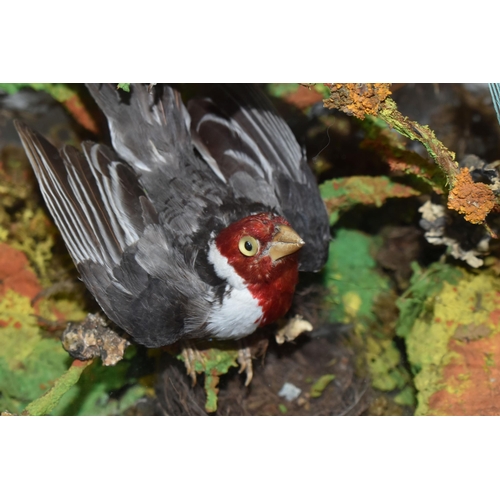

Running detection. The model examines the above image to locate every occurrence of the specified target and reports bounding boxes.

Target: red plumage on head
[215,213,300,326]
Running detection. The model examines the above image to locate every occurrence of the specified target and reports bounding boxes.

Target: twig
[378,98,460,188]
[22,359,93,416]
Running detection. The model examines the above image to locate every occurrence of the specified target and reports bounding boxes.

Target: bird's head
[209,212,304,326]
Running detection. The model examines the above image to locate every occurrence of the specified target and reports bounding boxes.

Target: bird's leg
[237,341,253,386]
[180,342,206,386]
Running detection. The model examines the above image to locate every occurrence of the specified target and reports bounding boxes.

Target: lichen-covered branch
[378,98,461,187]
[21,359,93,416]
[324,84,497,225]
[324,84,460,187]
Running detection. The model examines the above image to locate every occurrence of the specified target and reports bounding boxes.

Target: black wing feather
[15,120,214,347]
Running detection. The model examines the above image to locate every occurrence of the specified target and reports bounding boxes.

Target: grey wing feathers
[15,120,213,347]
[85,84,227,221]
[15,121,154,269]
[187,84,330,272]
[85,83,192,176]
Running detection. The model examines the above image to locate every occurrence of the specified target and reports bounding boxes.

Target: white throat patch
[207,240,263,339]
[207,240,246,289]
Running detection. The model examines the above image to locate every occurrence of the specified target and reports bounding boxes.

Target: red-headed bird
[15,84,330,348]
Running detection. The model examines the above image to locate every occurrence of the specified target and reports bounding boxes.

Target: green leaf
[117,83,130,92]
[310,374,335,398]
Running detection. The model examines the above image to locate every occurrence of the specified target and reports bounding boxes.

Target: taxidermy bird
[15,84,330,361]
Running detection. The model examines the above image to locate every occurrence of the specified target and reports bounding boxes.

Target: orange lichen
[428,336,500,415]
[323,83,392,120]
[447,168,496,224]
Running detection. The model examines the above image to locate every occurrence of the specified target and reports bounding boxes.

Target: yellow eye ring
[238,236,259,257]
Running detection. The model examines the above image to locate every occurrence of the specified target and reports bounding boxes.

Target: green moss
[377,97,459,189]
[22,360,91,416]
[324,229,389,326]
[396,262,463,339]
[323,229,410,394]
[0,286,145,416]
[394,386,416,406]
[54,350,147,416]
[0,290,71,414]
[7,208,57,286]
[366,336,405,392]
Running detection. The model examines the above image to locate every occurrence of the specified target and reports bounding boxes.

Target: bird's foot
[275,315,313,344]
[181,343,206,386]
[237,346,253,386]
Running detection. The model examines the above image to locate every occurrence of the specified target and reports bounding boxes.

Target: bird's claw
[237,346,253,386]
[181,344,205,386]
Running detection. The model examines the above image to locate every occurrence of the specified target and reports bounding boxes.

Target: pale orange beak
[268,225,305,262]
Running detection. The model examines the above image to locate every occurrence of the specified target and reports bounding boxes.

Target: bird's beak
[268,225,305,262]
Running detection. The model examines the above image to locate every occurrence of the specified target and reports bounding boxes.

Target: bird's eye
[238,236,259,257]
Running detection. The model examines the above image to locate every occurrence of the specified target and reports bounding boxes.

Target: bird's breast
[207,285,264,340]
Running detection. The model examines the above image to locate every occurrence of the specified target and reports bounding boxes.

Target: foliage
[117,83,130,92]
